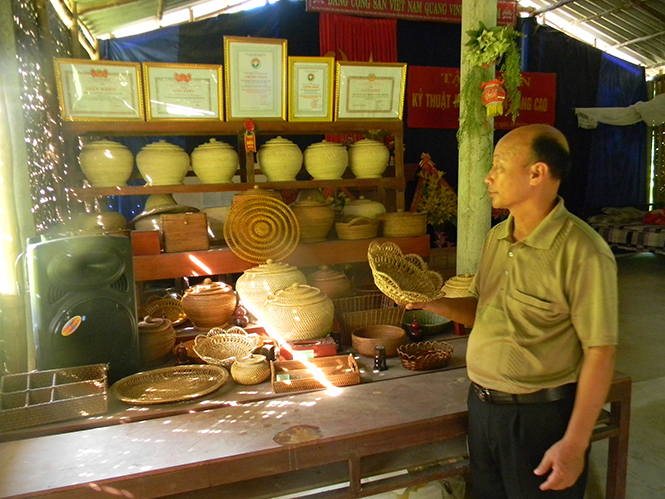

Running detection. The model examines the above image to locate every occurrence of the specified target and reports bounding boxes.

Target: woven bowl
[367,241,446,304]
[397,340,454,371]
[193,326,262,369]
[351,325,408,357]
[335,217,379,240]
[402,310,452,336]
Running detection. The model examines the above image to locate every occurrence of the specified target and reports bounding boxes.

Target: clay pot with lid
[263,284,334,342]
[138,316,176,366]
[191,138,239,184]
[181,278,237,331]
[137,140,190,186]
[235,259,307,318]
[79,140,134,187]
[258,136,303,181]
[291,197,335,243]
[307,265,352,299]
[304,140,348,180]
[348,139,390,179]
[342,196,386,219]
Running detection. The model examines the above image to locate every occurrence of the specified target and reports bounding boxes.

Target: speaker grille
[111,273,130,294]
[48,285,67,306]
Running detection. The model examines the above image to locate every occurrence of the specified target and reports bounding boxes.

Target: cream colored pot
[79,140,134,188]
[304,140,348,180]
[258,136,303,181]
[191,139,239,184]
[137,140,190,186]
[342,196,386,219]
[348,139,389,179]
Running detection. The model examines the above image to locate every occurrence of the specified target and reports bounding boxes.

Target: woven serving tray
[223,195,299,264]
[112,365,228,405]
[271,355,360,394]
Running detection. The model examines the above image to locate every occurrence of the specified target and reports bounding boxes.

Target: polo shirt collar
[497,197,567,249]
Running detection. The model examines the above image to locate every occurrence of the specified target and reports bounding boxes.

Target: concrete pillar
[457,0,496,274]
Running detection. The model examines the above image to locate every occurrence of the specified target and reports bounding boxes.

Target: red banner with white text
[306,0,517,25]
[406,66,557,130]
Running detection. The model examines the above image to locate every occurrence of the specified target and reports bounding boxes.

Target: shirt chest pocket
[506,288,569,328]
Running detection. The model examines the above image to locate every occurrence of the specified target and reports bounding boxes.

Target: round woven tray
[223,195,300,264]
[142,296,188,326]
[367,241,446,304]
[397,340,454,371]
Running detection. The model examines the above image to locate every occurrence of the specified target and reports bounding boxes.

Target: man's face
[484,131,534,211]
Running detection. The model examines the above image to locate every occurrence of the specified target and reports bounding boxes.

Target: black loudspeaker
[26,235,140,383]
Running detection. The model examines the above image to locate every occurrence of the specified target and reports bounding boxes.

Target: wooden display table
[0,339,630,499]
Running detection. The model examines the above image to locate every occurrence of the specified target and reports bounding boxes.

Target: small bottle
[234,302,249,328]
[407,316,423,342]
[373,345,388,372]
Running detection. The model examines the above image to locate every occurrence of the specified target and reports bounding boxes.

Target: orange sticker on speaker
[62,316,82,336]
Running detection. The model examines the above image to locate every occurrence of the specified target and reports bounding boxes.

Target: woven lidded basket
[367,241,446,304]
[397,340,454,371]
[442,273,475,298]
[193,326,262,369]
[379,210,427,238]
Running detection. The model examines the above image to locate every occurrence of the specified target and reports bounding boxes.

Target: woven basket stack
[442,273,475,298]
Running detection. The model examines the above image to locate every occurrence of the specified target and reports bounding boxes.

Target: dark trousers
[467,384,589,499]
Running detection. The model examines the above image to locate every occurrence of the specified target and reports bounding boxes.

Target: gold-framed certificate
[223,36,287,121]
[335,62,407,120]
[142,62,223,120]
[54,58,144,121]
[288,56,334,122]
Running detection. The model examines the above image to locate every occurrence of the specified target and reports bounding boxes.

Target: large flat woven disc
[224,194,300,264]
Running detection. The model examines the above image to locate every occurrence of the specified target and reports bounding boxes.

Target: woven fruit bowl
[367,241,446,304]
[193,326,262,370]
[351,324,408,357]
[402,310,452,336]
[397,340,454,371]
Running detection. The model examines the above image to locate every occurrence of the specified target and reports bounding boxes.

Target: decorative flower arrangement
[412,154,457,247]
[464,21,523,123]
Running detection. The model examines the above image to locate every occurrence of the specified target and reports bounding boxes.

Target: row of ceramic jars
[259,136,390,181]
[79,139,240,187]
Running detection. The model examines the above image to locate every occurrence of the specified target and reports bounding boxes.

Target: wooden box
[131,230,161,255]
[161,213,209,253]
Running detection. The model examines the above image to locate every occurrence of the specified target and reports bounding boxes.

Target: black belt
[472,382,577,404]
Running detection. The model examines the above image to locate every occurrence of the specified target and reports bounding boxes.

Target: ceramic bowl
[351,324,408,357]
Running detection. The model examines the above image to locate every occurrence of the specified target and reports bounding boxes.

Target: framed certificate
[54,58,144,121]
[224,36,287,121]
[288,56,334,122]
[335,62,407,120]
[143,62,223,120]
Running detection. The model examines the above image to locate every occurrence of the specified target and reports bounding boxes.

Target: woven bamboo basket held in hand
[367,241,446,304]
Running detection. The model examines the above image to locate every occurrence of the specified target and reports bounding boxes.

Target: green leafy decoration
[417,169,457,228]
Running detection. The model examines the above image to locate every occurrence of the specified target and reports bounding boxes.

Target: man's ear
[529,162,548,185]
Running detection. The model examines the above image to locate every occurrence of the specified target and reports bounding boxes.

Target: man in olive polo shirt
[407,124,618,498]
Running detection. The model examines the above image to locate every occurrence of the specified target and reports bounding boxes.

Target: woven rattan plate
[223,195,300,264]
[142,296,187,326]
[112,365,229,405]
[367,241,446,303]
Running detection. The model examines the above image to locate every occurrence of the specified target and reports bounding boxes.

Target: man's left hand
[533,438,586,490]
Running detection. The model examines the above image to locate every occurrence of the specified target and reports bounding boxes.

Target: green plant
[417,169,457,228]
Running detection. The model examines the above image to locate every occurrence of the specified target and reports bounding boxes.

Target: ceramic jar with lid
[79,140,134,187]
[231,354,270,385]
[291,197,335,243]
[263,284,334,342]
[380,210,428,237]
[137,140,190,186]
[181,278,237,331]
[235,259,307,318]
[348,139,390,179]
[342,196,387,219]
[191,138,239,184]
[304,140,348,180]
[307,265,352,299]
[258,136,303,181]
[138,315,176,366]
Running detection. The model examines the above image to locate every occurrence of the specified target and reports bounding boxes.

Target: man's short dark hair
[531,134,571,181]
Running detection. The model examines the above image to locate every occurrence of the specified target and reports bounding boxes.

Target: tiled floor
[586,252,665,499]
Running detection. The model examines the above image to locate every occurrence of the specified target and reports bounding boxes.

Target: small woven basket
[193,326,262,369]
[333,293,404,337]
[335,217,380,240]
[142,296,187,326]
[367,241,446,303]
[397,340,454,371]
[442,273,475,298]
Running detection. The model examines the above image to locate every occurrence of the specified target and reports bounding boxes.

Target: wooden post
[456,0,496,275]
